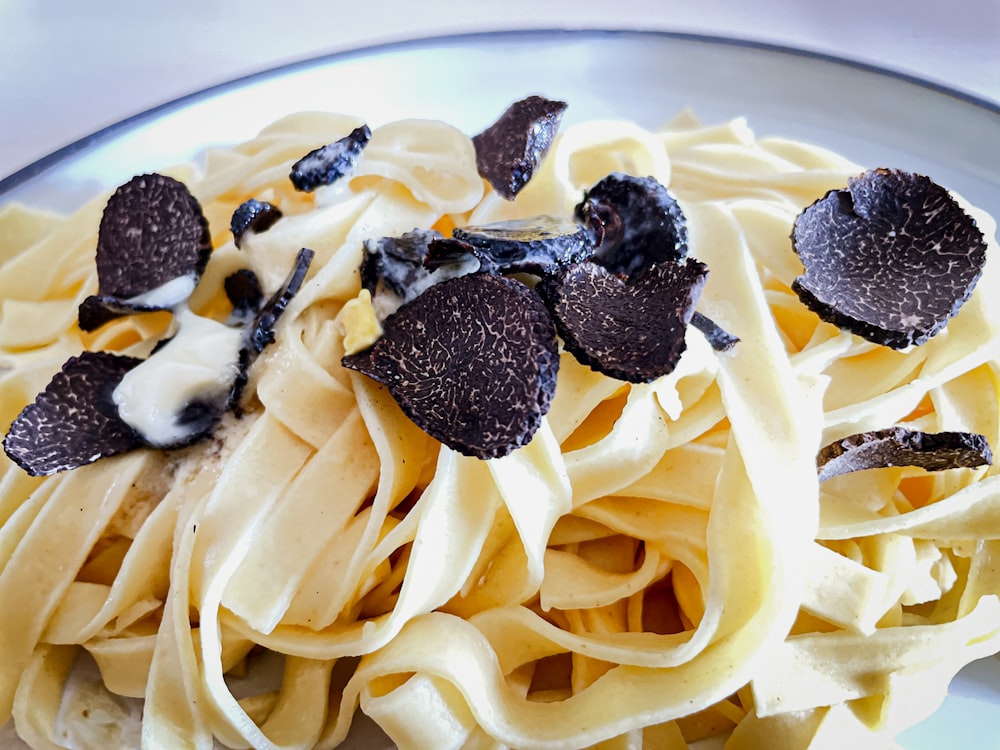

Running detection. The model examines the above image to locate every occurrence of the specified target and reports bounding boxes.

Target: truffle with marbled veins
[343,273,560,459]
[792,169,987,349]
[539,258,708,383]
[472,95,567,200]
[3,352,143,476]
[78,173,211,331]
[817,426,992,482]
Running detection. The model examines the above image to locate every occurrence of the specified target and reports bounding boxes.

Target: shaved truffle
[690,311,739,352]
[78,173,211,331]
[3,352,143,476]
[231,199,283,248]
[290,125,371,192]
[249,247,315,354]
[792,169,988,349]
[361,229,480,320]
[473,95,567,200]
[817,426,992,482]
[539,259,709,383]
[575,173,688,278]
[452,216,595,276]
[342,273,559,459]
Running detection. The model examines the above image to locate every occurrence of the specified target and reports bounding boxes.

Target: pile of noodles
[1,108,998,749]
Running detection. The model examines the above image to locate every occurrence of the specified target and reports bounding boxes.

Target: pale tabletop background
[1,0,998,181]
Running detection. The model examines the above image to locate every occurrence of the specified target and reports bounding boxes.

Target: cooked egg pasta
[1,106,999,750]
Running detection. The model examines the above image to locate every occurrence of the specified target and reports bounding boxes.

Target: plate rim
[1,27,998,196]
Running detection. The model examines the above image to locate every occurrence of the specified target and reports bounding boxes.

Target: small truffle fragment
[290,125,371,192]
[79,174,211,331]
[473,95,568,200]
[342,273,560,459]
[224,269,264,321]
[539,259,708,383]
[576,173,689,279]
[792,169,988,349]
[3,352,143,476]
[231,199,283,249]
[817,426,992,482]
[690,311,740,352]
[79,295,170,333]
[361,229,480,320]
[248,247,315,354]
[452,216,595,276]
[423,236,480,271]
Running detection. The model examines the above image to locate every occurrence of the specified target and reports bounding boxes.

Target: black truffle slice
[78,173,211,331]
[539,259,708,383]
[690,311,740,352]
[342,273,560,459]
[3,352,143,476]
[451,216,595,276]
[231,199,283,249]
[817,426,993,483]
[575,173,689,278]
[248,247,315,354]
[361,229,481,318]
[791,169,988,350]
[472,95,568,200]
[290,125,371,192]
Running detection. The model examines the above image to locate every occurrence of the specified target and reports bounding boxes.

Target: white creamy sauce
[124,274,198,308]
[113,306,244,448]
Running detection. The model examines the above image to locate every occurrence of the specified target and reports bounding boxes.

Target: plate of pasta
[1,29,999,750]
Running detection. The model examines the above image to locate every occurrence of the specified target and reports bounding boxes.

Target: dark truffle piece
[791,169,988,350]
[575,173,689,279]
[452,216,595,276]
[690,311,740,352]
[361,228,441,296]
[231,199,283,249]
[539,259,708,383]
[817,426,992,483]
[290,125,371,192]
[78,173,211,331]
[78,295,168,333]
[3,352,143,476]
[472,95,568,200]
[248,247,315,354]
[342,273,560,459]
[224,269,264,321]
[361,229,481,319]
[423,236,480,271]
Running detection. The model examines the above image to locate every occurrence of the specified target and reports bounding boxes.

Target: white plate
[1,29,998,750]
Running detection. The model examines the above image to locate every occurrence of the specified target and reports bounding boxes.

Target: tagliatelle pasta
[1,104,999,750]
